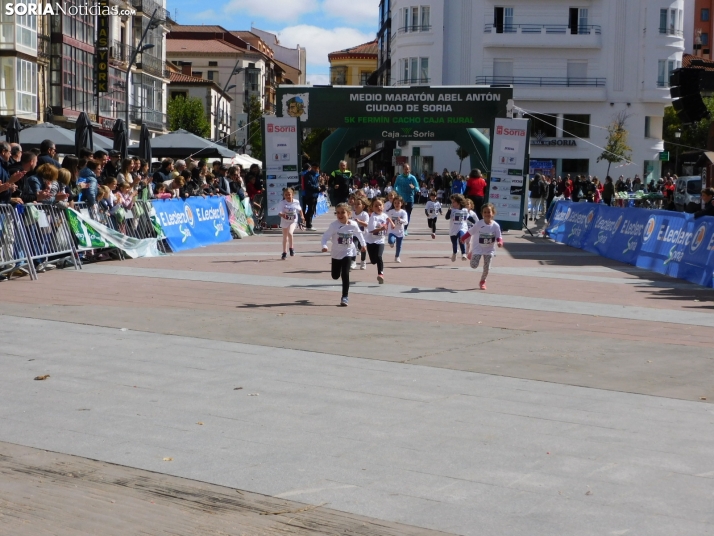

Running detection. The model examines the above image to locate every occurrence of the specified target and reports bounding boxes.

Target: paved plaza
[1,211,713,535]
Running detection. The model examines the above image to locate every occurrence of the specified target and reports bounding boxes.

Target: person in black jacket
[694,188,714,219]
[35,139,61,171]
[302,162,321,230]
[152,158,174,188]
[602,176,615,206]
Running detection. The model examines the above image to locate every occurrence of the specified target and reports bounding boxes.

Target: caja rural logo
[642,217,657,242]
[690,223,708,252]
[185,205,195,226]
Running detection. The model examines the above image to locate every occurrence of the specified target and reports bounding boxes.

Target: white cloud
[193,9,218,20]
[223,0,319,22]
[321,0,379,25]
[277,24,375,76]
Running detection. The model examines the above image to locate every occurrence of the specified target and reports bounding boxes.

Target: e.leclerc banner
[547,201,714,288]
[152,197,231,252]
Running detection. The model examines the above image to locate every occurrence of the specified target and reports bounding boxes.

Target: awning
[357,149,381,168]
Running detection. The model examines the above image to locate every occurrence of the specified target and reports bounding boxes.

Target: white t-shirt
[383,201,393,212]
[448,208,469,235]
[425,200,442,218]
[321,220,365,260]
[467,209,479,229]
[278,200,302,228]
[469,220,502,255]
[387,208,408,238]
[365,212,390,244]
[353,210,369,231]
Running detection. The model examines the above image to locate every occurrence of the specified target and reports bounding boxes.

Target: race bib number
[428,209,435,215]
[337,232,353,245]
[284,210,296,220]
[479,233,495,245]
[454,212,464,222]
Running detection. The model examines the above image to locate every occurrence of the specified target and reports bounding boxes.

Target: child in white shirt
[365,197,393,284]
[387,195,408,263]
[445,194,469,262]
[461,202,503,290]
[424,190,442,239]
[352,196,369,270]
[321,202,366,306]
[277,188,305,260]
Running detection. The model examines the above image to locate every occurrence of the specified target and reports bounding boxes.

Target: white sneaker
[431,233,436,239]
[461,254,468,261]
[451,253,457,262]
[395,256,401,263]
[389,241,395,248]
[350,261,357,270]
[360,261,367,270]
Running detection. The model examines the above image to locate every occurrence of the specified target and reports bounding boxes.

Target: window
[703,8,710,22]
[702,33,709,46]
[193,71,203,78]
[420,6,430,29]
[660,9,667,33]
[657,59,666,86]
[563,114,590,138]
[493,59,513,82]
[207,70,219,83]
[208,61,218,67]
[402,6,430,32]
[526,113,557,138]
[330,66,346,85]
[562,159,589,174]
[15,0,37,51]
[567,60,587,81]
[399,57,429,84]
[360,71,371,85]
[494,7,514,33]
[667,60,676,86]
[569,8,588,34]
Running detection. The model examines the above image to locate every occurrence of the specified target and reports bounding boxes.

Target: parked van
[674,176,702,212]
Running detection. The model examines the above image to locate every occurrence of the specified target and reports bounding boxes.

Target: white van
[674,176,702,212]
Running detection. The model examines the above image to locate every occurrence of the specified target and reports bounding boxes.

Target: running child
[461,203,503,290]
[277,187,305,260]
[384,190,396,212]
[321,203,366,306]
[365,197,393,284]
[445,194,469,262]
[424,190,442,239]
[464,199,480,256]
[387,195,408,263]
[352,196,369,270]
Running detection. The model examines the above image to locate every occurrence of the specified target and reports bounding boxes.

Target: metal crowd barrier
[0,203,37,280]
[13,203,80,274]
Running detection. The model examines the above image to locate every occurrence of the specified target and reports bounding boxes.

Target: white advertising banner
[263,116,300,216]
[488,118,530,224]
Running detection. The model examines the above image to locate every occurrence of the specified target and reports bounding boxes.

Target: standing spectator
[302,162,320,230]
[451,174,466,195]
[36,139,61,170]
[329,160,352,205]
[694,188,714,218]
[103,150,121,179]
[78,160,101,207]
[60,155,82,203]
[9,144,22,166]
[215,164,231,195]
[117,158,135,186]
[465,168,487,215]
[529,173,545,220]
[152,158,174,188]
[546,176,557,210]
[394,163,419,232]
[602,176,615,206]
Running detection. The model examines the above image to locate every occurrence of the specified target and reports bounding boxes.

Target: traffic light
[670,68,711,124]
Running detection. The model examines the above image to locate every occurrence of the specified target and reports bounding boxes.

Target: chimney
[181,62,192,76]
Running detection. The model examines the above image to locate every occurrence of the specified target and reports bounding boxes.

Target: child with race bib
[425,190,442,239]
[365,197,393,284]
[445,194,469,262]
[321,203,366,306]
[277,187,305,260]
[387,195,408,263]
[352,196,369,270]
[461,203,503,290]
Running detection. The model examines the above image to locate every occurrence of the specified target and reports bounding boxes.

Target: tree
[302,128,331,165]
[597,111,632,176]
[663,96,714,164]
[455,146,469,174]
[245,95,264,161]
[166,96,211,138]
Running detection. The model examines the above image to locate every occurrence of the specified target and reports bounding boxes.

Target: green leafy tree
[245,95,264,161]
[302,128,331,165]
[663,96,714,161]
[597,111,632,176]
[455,146,469,174]
[166,96,211,137]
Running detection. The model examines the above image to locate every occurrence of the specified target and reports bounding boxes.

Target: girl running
[365,197,392,284]
[321,203,366,306]
[277,187,305,260]
[384,191,396,212]
[387,195,408,263]
[461,203,503,290]
[425,190,442,239]
[352,196,369,270]
[445,194,469,262]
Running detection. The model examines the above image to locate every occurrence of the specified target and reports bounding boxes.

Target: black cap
[109,150,121,157]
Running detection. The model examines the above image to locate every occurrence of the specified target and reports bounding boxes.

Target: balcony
[475,76,607,102]
[394,77,431,86]
[483,23,601,48]
[476,76,604,87]
[109,39,133,66]
[136,53,170,79]
[131,0,170,22]
[129,105,167,130]
[659,27,684,38]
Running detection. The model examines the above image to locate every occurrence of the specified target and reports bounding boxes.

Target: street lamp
[675,129,681,175]
[214,60,244,142]
[125,8,159,144]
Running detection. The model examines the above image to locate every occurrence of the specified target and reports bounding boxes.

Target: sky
[168,0,379,85]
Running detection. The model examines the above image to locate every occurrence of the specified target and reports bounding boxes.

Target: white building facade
[387,0,685,181]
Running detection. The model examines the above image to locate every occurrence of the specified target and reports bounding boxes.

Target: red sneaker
[479,280,487,290]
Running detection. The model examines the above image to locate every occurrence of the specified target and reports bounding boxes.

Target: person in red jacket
[465,169,487,215]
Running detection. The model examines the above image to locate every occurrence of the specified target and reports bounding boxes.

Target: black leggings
[331,257,351,297]
[427,217,437,233]
[366,243,384,274]
[352,237,366,262]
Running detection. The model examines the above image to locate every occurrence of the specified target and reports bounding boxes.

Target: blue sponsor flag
[152,197,232,252]
[186,196,232,246]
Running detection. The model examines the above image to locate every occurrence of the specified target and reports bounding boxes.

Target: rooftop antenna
[174,8,178,22]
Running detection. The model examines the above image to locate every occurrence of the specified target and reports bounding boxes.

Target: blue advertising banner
[152,197,232,252]
[547,201,714,288]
